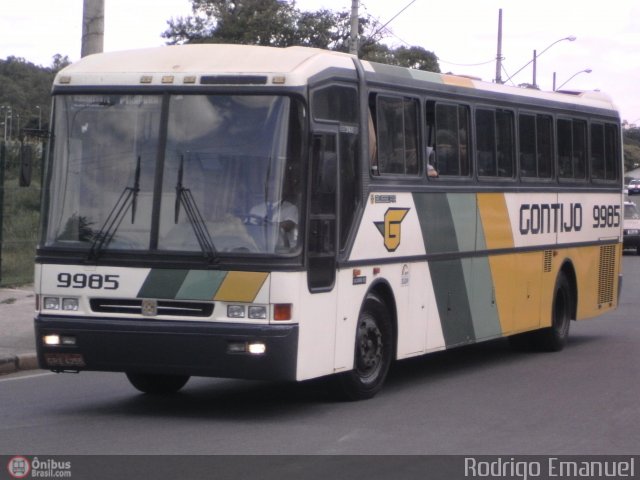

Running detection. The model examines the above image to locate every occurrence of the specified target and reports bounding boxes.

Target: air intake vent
[90,298,214,317]
[543,250,553,273]
[598,245,616,306]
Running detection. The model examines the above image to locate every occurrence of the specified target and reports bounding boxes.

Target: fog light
[248,306,267,319]
[44,334,60,346]
[227,342,247,353]
[248,342,266,355]
[62,298,79,311]
[61,336,76,346]
[44,297,60,310]
[227,305,245,318]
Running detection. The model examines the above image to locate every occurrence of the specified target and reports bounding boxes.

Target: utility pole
[495,9,503,84]
[532,49,537,88]
[349,0,359,56]
[81,0,105,58]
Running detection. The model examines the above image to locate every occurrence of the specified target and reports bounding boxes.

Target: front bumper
[35,315,298,381]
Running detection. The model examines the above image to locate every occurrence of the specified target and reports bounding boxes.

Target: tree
[0,56,57,136]
[624,127,640,172]
[162,0,440,72]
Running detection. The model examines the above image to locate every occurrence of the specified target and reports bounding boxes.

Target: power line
[439,57,500,67]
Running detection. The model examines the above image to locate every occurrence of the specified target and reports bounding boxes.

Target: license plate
[45,353,86,368]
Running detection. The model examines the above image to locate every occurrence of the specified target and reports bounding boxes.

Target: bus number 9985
[57,273,120,290]
[592,205,620,229]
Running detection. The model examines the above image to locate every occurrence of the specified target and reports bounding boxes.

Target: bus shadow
[384,333,600,394]
[69,334,600,420]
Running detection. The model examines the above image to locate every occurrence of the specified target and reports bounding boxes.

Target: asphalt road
[1,258,639,456]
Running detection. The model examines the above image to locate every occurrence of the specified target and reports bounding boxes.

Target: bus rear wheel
[535,273,572,352]
[336,295,393,401]
[126,372,190,394]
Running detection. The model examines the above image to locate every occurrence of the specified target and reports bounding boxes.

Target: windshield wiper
[87,155,141,260]
[175,155,217,262]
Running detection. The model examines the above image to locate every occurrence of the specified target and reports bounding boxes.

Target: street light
[553,68,592,91]
[503,35,576,86]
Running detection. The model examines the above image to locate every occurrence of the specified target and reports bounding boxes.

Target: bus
[35,44,623,400]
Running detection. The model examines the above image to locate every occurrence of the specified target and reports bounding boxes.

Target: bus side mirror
[19,144,33,187]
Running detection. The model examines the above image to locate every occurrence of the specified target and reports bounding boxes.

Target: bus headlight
[44,297,60,310]
[248,306,267,319]
[43,297,80,311]
[62,298,79,311]
[227,305,245,318]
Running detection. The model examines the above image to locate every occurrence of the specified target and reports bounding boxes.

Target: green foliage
[1,144,42,285]
[162,0,441,72]
[0,54,68,136]
[624,127,640,172]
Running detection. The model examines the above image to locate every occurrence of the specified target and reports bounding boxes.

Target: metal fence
[0,140,43,286]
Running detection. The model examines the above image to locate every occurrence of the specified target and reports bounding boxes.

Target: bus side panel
[293,278,338,381]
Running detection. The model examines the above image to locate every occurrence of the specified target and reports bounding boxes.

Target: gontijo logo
[375,208,410,252]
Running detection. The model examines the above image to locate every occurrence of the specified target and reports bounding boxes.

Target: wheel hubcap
[356,316,383,377]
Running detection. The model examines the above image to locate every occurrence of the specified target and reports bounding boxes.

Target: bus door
[307,130,338,292]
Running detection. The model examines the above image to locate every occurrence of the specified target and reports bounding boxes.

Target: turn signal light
[273,304,292,321]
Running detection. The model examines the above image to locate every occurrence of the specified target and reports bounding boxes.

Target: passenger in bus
[247,199,299,250]
[426,147,438,177]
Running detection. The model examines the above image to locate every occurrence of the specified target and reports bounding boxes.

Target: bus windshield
[44,94,304,256]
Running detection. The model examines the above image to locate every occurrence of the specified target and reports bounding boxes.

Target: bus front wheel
[336,295,393,401]
[126,372,190,394]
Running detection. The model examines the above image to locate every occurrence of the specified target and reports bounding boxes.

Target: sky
[1,0,639,124]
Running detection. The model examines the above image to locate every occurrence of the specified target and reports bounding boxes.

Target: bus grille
[90,298,214,317]
[597,245,616,306]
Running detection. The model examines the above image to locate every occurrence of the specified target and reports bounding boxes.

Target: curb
[0,352,39,375]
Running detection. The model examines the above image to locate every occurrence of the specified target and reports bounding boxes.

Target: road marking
[0,371,54,383]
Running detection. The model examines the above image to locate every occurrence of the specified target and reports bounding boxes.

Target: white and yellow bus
[35,44,622,399]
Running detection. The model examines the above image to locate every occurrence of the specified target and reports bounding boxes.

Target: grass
[1,144,42,287]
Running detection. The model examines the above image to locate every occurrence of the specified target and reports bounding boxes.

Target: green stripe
[413,193,475,346]
[447,193,477,253]
[176,270,227,300]
[468,257,502,339]
[429,259,476,347]
[413,193,459,254]
[137,269,189,299]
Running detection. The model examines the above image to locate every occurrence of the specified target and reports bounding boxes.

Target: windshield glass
[45,94,160,250]
[43,94,304,256]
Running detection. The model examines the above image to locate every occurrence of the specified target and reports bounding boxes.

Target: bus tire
[335,294,393,401]
[126,372,190,394]
[535,273,572,352]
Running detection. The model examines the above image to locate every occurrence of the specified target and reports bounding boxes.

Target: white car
[623,201,640,254]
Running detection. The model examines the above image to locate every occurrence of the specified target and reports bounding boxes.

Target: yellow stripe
[214,272,269,302]
[442,74,475,88]
[477,193,514,249]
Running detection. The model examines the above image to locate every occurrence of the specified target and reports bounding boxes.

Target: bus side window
[375,95,420,176]
[477,108,514,178]
[432,102,471,177]
[558,118,587,180]
[604,123,620,181]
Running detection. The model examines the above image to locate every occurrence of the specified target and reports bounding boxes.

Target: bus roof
[55,44,618,116]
